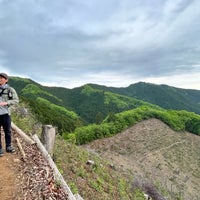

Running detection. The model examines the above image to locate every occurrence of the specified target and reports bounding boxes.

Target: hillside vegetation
[63,106,200,145]
[87,82,200,114]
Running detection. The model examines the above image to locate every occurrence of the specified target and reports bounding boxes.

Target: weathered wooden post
[41,125,56,157]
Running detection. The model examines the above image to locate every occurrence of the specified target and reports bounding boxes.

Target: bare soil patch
[84,118,200,200]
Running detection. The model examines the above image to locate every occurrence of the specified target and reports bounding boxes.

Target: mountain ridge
[9,77,200,115]
[86,81,200,115]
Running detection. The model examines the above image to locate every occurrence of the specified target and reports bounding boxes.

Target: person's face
[0,76,8,85]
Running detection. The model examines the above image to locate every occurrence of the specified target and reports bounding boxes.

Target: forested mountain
[42,82,200,116]
[9,77,200,135]
[10,77,200,116]
[44,84,158,123]
[86,82,200,114]
[9,77,81,132]
[9,77,157,125]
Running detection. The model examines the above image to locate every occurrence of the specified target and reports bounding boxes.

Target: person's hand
[0,102,7,106]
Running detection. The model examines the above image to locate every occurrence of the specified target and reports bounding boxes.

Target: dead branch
[16,137,26,161]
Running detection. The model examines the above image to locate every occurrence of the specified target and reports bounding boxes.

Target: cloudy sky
[0,0,199,90]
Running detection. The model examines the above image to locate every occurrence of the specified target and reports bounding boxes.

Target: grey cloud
[0,0,199,89]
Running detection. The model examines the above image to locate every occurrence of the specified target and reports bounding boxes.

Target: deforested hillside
[84,118,200,200]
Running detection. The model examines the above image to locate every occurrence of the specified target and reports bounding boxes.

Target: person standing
[0,73,19,156]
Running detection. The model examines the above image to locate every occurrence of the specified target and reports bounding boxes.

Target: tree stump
[41,125,56,157]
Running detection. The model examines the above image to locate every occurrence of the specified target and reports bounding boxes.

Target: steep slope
[84,118,200,200]
[9,78,82,133]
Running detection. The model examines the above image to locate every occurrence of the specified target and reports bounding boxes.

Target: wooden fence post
[41,125,56,157]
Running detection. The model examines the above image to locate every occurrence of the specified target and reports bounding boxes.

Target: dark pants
[0,114,12,149]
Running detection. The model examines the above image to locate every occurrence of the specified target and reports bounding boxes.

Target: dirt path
[0,133,23,200]
[0,130,69,200]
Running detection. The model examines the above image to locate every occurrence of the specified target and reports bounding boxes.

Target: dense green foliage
[22,84,63,105]
[45,84,156,123]
[42,83,200,123]
[63,106,200,145]
[9,76,40,92]
[9,77,83,132]
[28,97,82,132]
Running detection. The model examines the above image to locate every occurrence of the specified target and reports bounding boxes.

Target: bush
[64,106,200,145]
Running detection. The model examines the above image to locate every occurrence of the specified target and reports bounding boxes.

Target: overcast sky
[0,0,199,90]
